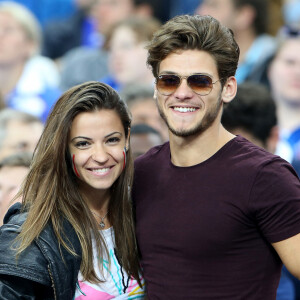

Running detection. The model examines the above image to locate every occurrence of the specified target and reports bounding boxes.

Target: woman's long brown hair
[15,81,141,284]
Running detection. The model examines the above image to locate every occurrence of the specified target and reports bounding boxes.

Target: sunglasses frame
[156,73,222,96]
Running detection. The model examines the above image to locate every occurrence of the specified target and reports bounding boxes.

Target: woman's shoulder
[0,203,55,297]
[2,202,26,226]
[0,203,51,286]
[0,202,82,289]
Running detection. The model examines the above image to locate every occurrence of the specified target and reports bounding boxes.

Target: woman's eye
[107,137,121,144]
[75,141,90,148]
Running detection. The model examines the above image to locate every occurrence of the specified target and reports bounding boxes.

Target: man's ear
[222,76,237,104]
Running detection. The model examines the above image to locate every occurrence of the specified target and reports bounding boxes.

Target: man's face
[155,49,224,138]
[268,39,300,107]
[93,0,134,34]
[0,12,34,67]
[0,120,43,160]
[196,0,236,30]
[129,98,169,141]
[0,165,29,226]
[131,133,162,160]
[108,25,151,86]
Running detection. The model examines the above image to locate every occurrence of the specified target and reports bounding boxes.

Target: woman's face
[268,39,300,107]
[68,109,128,196]
[108,25,152,85]
[0,12,34,67]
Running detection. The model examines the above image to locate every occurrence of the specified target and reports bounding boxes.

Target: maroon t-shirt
[133,136,300,300]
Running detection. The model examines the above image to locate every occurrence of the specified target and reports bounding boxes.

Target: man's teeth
[93,168,110,174]
[173,107,196,112]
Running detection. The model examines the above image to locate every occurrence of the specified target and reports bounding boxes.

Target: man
[132,15,300,299]
[0,108,43,161]
[196,0,277,85]
[130,123,163,160]
[121,83,168,141]
[222,81,278,154]
[0,152,32,226]
[267,30,300,299]
[222,81,295,300]
[268,28,300,177]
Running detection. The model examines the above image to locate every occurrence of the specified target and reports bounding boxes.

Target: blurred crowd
[0,0,299,298]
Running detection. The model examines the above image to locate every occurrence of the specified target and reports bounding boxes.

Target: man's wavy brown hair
[146,14,240,87]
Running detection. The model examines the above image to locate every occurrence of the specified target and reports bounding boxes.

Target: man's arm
[272,233,300,280]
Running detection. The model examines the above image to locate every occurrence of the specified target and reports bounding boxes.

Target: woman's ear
[125,127,131,151]
[221,76,237,104]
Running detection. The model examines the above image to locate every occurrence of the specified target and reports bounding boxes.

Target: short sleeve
[250,157,300,243]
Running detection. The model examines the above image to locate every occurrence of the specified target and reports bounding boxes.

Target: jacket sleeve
[0,204,54,298]
[0,274,54,299]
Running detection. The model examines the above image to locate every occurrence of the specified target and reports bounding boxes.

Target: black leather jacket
[0,203,82,299]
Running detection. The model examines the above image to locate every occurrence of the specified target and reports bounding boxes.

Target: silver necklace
[91,210,109,229]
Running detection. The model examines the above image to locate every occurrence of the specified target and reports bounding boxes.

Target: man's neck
[169,125,235,167]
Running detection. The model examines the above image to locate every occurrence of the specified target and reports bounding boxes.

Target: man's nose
[173,78,194,99]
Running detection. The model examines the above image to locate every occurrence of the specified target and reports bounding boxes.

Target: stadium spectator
[0,2,61,122]
[0,108,43,161]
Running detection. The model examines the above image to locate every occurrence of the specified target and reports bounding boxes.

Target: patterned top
[74,227,145,299]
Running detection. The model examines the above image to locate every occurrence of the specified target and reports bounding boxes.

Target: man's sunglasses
[156,74,222,96]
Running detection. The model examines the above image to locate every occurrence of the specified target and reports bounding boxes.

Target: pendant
[99,221,105,229]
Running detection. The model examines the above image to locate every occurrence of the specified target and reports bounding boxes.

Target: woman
[0,81,145,299]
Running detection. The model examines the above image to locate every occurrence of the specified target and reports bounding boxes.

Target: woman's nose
[91,145,109,163]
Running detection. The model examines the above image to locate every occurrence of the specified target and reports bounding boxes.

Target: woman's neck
[87,189,111,229]
[80,185,111,213]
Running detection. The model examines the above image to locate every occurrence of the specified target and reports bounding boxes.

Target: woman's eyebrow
[70,136,92,142]
[104,132,122,138]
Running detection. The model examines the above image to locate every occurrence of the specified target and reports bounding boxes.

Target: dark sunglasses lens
[188,75,213,95]
[157,75,180,95]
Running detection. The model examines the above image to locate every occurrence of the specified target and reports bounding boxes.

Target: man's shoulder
[230,136,298,178]
[231,136,280,162]
[134,142,169,168]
